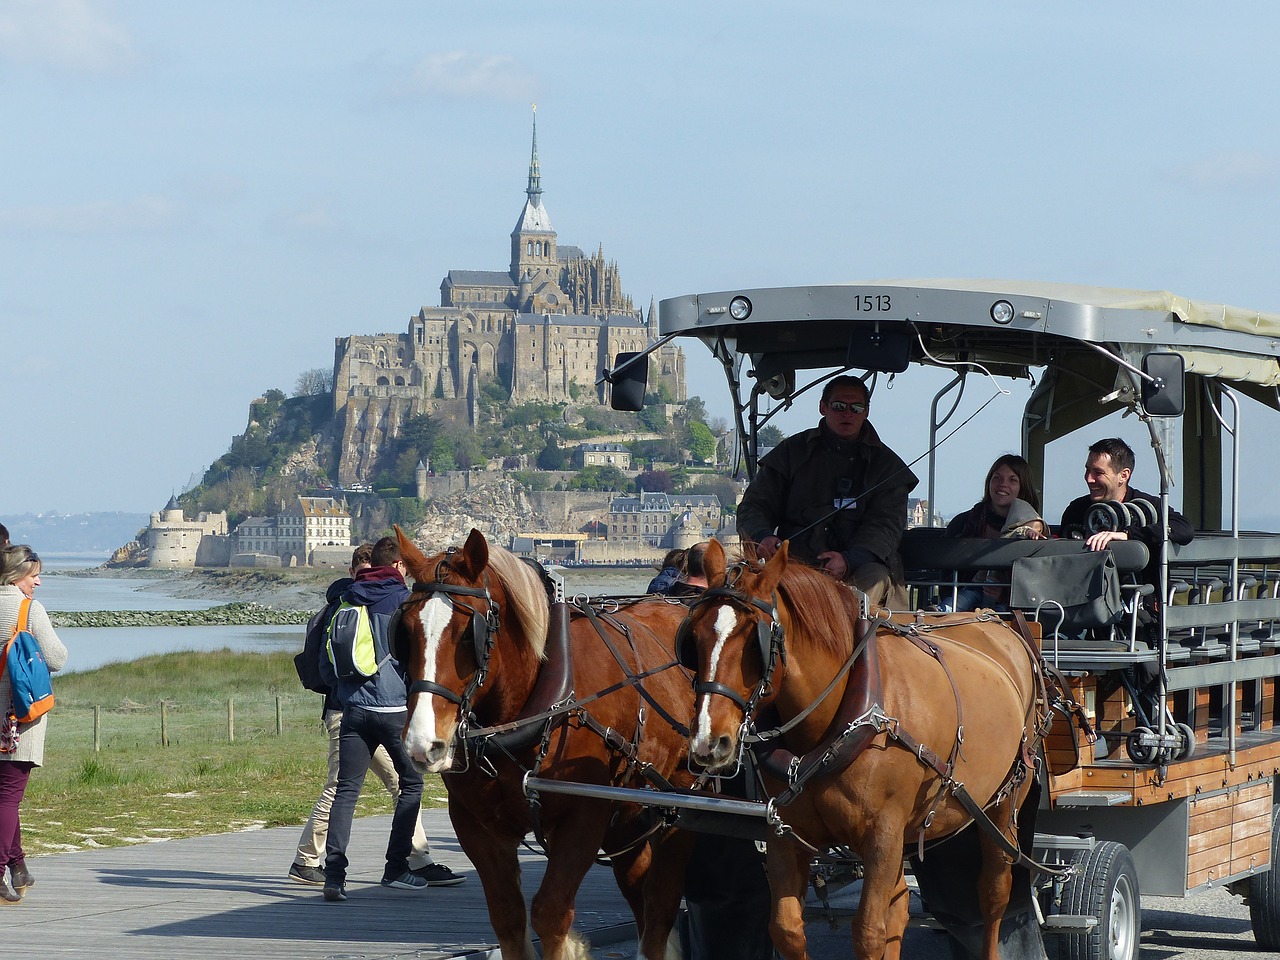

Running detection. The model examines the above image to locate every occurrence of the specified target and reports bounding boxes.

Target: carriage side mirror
[608,352,648,411]
[1141,352,1185,417]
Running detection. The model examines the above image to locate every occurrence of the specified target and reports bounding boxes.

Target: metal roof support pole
[1201,381,1242,763]
[927,373,967,528]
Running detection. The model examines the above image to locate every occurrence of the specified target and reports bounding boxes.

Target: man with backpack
[289,543,460,889]
[318,536,462,902]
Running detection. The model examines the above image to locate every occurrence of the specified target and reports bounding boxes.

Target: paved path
[11,809,1280,959]
[8,810,632,960]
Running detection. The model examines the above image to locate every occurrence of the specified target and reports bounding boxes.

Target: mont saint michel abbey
[331,118,687,485]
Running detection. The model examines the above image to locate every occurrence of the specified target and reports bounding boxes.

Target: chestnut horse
[683,540,1047,960]
[393,528,697,960]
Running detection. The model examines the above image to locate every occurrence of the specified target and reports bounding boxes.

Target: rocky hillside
[410,478,552,549]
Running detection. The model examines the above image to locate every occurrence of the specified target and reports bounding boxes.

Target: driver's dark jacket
[737,419,918,581]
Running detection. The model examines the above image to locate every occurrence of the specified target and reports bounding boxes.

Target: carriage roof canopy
[656,279,1280,529]
[658,279,1280,390]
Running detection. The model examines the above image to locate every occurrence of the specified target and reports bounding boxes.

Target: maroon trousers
[0,760,33,870]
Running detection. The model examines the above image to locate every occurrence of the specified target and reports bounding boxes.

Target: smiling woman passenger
[941,454,1046,612]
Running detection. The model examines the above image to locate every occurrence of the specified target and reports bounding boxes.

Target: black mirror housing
[609,352,648,411]
[1141,351,1185,417]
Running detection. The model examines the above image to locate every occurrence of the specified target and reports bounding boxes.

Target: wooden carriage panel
[1054,740,1280,808]
[1186,779,1273,890]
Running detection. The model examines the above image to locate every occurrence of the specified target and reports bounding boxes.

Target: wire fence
[46,694,322,751]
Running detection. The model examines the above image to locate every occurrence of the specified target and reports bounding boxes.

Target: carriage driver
[737,375,918,607]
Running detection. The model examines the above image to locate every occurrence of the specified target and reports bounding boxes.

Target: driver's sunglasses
[826,401,867,414]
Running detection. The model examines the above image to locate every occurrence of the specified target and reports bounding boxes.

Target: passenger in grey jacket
[737,375,918,607]
[320,536,429,901]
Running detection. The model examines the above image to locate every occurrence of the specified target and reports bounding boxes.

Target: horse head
[684,537,789,773]
[394,526,549,773]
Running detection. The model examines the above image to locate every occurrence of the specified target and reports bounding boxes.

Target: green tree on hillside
[687,421,717,463]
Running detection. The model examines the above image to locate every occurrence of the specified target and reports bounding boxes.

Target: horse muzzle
[408,737,455,774]
[689,732,739,774]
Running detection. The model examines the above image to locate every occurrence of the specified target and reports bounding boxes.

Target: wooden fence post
[160,700,169,747]
[275,696,283,736]
[228,699,235,743]
[93,705,101,753]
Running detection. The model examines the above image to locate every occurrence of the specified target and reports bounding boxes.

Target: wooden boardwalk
[6,810,634,959]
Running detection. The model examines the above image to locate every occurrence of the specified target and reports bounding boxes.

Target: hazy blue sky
[4,2,1280,522]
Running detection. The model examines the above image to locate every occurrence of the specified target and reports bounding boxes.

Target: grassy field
[24,650,449,856]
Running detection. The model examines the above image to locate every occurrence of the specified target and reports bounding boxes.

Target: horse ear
[450,528,490,581]
[394,525,430,581]
[757,540,789,596]
[705,537,728,586]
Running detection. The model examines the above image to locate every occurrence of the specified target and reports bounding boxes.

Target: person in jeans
[319,536,463,901]
[0,545,68,903]
[289,543,458,887]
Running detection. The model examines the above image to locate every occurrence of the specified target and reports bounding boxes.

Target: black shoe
[411,863,466,886]
[288,863,325,885]
[0,880,20,904]
[8,864,33,892]
[323,883,347,902]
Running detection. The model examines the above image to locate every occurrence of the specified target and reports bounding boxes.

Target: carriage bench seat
[900,532,1154,671]
[899,531,1149,581]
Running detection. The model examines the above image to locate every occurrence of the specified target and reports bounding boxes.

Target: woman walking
[0,545,67,902]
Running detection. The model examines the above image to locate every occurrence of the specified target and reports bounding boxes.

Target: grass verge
[25,650,449,855]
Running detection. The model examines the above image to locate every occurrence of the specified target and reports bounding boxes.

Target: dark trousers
[325,705,424,884]
[684,832,774,960]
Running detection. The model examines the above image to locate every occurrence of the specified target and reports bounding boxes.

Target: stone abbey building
[332,116,686,486]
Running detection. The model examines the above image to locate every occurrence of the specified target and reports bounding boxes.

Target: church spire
[526,104,542,204]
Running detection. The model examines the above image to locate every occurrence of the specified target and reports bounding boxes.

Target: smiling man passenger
[737,375,918,607]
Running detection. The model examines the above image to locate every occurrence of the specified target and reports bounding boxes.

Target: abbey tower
[331,114,685,486]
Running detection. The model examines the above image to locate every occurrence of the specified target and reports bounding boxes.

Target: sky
[4,1,1280,523]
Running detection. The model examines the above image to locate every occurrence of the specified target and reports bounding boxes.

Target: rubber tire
[1060,840,1141,960]
[1125,727,1156,765]
[1248,803,1280,949]
[1173,722,1196,762]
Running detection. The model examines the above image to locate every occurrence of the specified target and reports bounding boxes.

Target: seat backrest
[1010,550,1126,632]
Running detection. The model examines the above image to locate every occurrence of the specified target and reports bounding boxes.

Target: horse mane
[484,543,551,660]
[773,560,861,658]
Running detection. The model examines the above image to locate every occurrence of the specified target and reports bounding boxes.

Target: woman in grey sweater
[0,545,68,903]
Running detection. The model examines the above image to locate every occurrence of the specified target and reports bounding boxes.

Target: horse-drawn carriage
[394,280,1280,960]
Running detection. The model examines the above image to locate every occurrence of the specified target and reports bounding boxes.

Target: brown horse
[683,539,1045,960]
[394,527,697,960]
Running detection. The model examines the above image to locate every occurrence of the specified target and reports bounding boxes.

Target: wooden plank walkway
[5,810,634,959]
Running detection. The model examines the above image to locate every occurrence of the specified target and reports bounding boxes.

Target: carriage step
[1050,790,1132,807]
[1041,914,1099,932]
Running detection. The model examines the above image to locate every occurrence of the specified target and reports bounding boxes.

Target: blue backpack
[3,599,55,724]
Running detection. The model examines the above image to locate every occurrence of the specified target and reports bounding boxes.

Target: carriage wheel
[1173,722,1196,762]
[1061,841,1141,960]
[1086,502,1123,535]
[1249,804,1280,948]
[1124,727,1157,765]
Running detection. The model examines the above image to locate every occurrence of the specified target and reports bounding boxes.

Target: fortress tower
[329,112,686,486]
